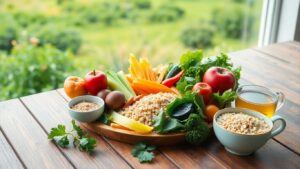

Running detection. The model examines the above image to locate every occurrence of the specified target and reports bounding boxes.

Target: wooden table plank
[203,136,300,169]
[58,88,300,169]
[57,89,179,169]
[0,129,24,169]
[0,99,73,169]
[254,41,300,67]
[160,144,229,169]
[229,47,300,154]
[21,91,131,169]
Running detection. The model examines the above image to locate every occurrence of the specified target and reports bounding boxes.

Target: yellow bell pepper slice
[110,112,153,134]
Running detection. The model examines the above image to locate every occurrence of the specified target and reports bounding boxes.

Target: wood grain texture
[57,89,178,169]
[0,130,24,169]
[0,99,73,169]
[20,91,131,169]
[203,136,300,169]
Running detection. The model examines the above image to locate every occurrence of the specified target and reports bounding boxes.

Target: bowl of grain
[213,108,286,156]
[68,95,105,122]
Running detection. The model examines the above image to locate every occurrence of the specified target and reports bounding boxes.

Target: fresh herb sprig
[131,142,156,163]
[48,120,96,153]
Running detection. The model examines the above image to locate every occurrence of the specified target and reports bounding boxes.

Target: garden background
[0,0,262,100]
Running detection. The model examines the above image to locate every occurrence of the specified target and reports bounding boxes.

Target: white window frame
[258,0,300,46]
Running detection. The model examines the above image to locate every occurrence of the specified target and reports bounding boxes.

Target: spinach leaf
[153,110,184,134]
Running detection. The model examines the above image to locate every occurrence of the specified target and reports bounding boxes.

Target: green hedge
[34,25,82,53]
[0,44,74,100]
[149,4,184,23]
[180,23,215,49]
[0,16,18,52]
[211,7,248,39]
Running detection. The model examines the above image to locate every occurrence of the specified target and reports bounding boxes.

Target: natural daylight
[0,0,262,99]
[1,0,300,169]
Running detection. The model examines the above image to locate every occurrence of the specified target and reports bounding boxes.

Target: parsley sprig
[48,120,96,153]
[131,142,156,163]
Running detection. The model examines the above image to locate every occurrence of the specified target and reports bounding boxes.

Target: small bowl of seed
[68,95,105,122]
[213,108,286,156]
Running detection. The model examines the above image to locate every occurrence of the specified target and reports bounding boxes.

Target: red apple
[84,70,108,95]
[203,67,235,94]
[192,82,212,104]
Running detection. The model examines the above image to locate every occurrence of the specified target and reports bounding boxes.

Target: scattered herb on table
[131,142,156,163]
[48,120,96,153]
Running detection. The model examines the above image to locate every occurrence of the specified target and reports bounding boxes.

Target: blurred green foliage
[0,44,74,100]
[34,25,82,53]
[0,0,262,100]
[0,16,18,52]
[180,23,215,49]
[149,4,184,23]
[211,7,253,39]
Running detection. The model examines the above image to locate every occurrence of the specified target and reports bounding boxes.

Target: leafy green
[131,142,156,163]
[176,52,241,95]
[213,90,237,108]
[179,50,203,70]
[58,135,69,148]
[78,137,97,153]
[153,110,184,133]
[48,124,67,139]
[166,92,205,118]
[199,53,241,83]
[185,114,210,145]
[48,121,96,153]
[176,76,196,94]
[72,120,84,138]
[99,113,111,125]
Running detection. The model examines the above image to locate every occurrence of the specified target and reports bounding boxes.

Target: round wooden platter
[82,121,212,146]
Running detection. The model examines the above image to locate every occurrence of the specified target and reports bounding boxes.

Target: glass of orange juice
[235,85,285,117]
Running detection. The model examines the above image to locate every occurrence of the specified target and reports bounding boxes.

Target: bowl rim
[213,107,273,136]
[68,95,105,114]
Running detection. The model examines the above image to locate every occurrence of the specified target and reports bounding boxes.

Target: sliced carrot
[111,123,132,131]
[135,79,175,93]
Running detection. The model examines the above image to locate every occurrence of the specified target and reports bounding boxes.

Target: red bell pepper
[162,70,184,87]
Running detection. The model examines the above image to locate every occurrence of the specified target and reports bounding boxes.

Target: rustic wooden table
[1,41,300,169]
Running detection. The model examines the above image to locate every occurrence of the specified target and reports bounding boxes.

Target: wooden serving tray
[82,122,186,146]
[82,122,212,146]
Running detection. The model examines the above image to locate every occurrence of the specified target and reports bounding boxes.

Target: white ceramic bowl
[68,95,104,122]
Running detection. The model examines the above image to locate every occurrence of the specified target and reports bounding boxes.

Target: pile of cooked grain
[217,112,271,135]
[120,92,177,126]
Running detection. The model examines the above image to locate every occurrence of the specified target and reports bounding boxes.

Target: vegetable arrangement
[57,49,241,162]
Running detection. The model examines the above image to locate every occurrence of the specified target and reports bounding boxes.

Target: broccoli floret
[185,114,209,145]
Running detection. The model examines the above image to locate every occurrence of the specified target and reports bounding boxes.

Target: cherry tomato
[205,104,219,122]
[192,82,212,104]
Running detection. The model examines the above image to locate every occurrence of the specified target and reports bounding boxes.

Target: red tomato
[192,82,212,104]
[203,67,235,94]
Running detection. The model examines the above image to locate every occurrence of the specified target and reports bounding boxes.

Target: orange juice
[235,91,277,118]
